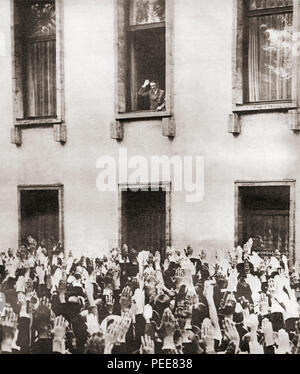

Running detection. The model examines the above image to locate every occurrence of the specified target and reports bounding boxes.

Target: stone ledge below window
[14,117,63,127]
[232,102,297,114]
[111,114,175,141]
[11,119,66,146]
[229,103,300,134]
[116,110,171,121]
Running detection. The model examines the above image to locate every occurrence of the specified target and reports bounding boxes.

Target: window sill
[233,102,297,114]
[14,118,62,127]
[116,111,171,121]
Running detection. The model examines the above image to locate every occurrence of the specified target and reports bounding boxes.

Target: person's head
[148,252,154,265]
[129,248,137,262]
[7,248,14,258]
[154,294,170,317]
[150,80,158,91]
[33,305,51,335]
[186,245,193,257]
[84,332,105,354]
[65,294,83,321]
[121,244,128,258]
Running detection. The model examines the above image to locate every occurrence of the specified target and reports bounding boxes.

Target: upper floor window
[129,0,166,112]
[116,0,172,117]
[14,0,56,119]
[245,0,293,103]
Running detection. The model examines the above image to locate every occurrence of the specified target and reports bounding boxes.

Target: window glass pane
[248,12,292,102]
[129,0,165,25]
[26,39,56,117]
[249,0,292,11]
[25,2,56,38]
[19,0,57,118]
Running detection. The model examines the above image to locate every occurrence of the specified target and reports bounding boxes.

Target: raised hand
[246,314,263,354]
[201,318,215,353]
[58,279,67,295]
[276,329,291,354]
[143,304,153,323]
[86,313,100,335]
[36,265,46,285]
[0,307,18,353]
[227,268,238,292]
[39,296,51,309]
[52,268,63,289]
[160,308,176,338]
[133,288,145,315]
[120,286,132,313]
[104,314,131,353]
[262,318,274,347]
[224,318,240,353]
[247,313,259,334]
[140,335,155,354]
[143,79,150,87]
[52,315,68,341]
[105,294,114,314]
[1,307,18,330]
[259,293,269,316]
[175,268,185,286]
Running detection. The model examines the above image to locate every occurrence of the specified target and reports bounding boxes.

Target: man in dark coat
[138,79,165,111]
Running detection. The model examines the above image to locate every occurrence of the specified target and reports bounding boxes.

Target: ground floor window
[18,185,64,249]
[119,184,171,256]
[235,181,295,264]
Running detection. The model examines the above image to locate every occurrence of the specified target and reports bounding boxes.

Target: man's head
[8,248,14,258]
[150,80,158,91]
[186,245,193,257]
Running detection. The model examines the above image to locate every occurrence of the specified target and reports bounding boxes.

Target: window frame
[11,0,65,129]
[232,0,300,114]
[244,3,293,104]
[118,182,171,258]
[114,0,173,121]
[17,184,64,250]
[234,180,296,267]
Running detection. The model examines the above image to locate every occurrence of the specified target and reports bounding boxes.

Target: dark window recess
[20,189,59,247]
[238,186,290,256]
[128,27,166,111]
[121,189,166,253]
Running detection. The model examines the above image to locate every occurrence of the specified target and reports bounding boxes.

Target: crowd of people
[0,236,300,354]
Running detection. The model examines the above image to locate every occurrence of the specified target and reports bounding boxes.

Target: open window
[18,185,64,249]
[235,181,295,265]
[119,183,171,257]
[115,0,173,119]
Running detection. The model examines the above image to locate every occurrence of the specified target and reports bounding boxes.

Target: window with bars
[245,0,293,103]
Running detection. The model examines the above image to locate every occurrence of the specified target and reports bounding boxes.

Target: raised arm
[138,79,150,97]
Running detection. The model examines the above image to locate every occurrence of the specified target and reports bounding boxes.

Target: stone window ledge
[232,102,297,114]
[14,118,63,127]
